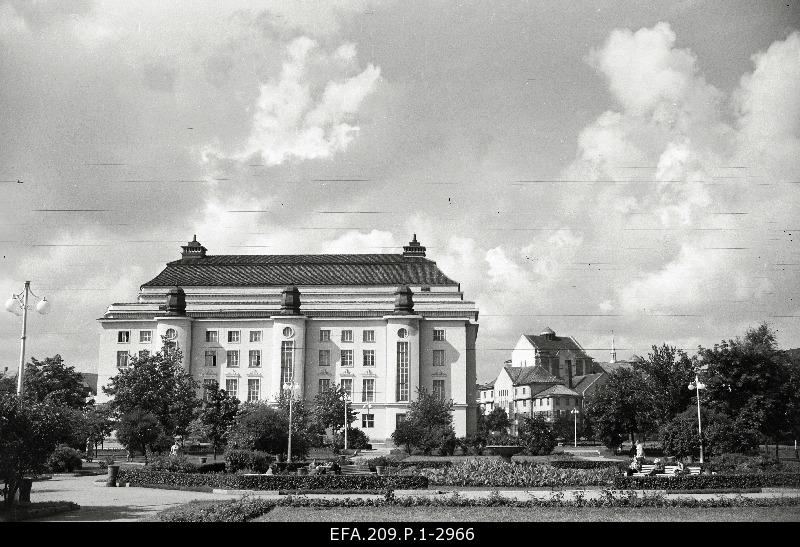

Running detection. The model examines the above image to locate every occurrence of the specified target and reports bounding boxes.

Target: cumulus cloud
[204,36,381,166]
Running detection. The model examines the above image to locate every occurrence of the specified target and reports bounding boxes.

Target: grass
[0,501,80,522]
[255,505,800,522]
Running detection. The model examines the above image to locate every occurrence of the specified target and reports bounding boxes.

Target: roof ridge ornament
[181,235,207,260]
[402,233,426,257]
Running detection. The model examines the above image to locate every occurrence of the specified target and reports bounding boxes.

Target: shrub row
[613,472,800,490]
[158,491,800,521]
[419,459,618,487]
[118,468,428,491]
[224,449,274,473]
[549,460,626,470]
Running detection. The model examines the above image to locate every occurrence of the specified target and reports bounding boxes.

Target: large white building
[96,235,479,442]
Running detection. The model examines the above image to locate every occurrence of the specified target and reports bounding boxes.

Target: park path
[26,475,241,522]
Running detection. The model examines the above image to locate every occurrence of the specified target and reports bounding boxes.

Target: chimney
[181,235,207,260]
[402,234,426,257]
[279,285,302,315]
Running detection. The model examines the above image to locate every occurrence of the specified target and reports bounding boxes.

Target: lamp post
[5,281,51,396]
[283,381,298,462]
[570,408,580,448]
[343,392,352,451]
[688,373,706,463]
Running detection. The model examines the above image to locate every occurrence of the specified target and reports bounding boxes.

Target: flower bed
[117,468,428,491]
[419,459,618,487]
[613,472,800,490]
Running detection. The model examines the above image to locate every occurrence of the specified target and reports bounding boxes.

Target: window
[432,379,445,400]
[432,349,446,367]
[576,360,584,376]
[203,379,216,402]
[205,350,217,367]
[318,378,331,393]
[138,350,149,360]
[565,359,572,376]
[226,350,239,368]
[550,358,559,378]
[282,327,294,338]
[116,351,129,368]
[555,398,560,406]
[363,330,375,343]
[396,341,409,401]
[523,387,527,394]
[362,349,375,367]
[249,349,261,368]
[228,330,240,343]
[117,331,130,343]
[205,330,218,343]
[396,414,406,428]
[341,330,353,343]
[319,349,331,367]
[362,379,375,402]
[397,328,408,339]
[165,328,177,341]
[433,329,445,341]
[250,330,262,343]
[225,378,238,398]
[139,331,152,343]
[280,341,294,386]
[341,349,354,367]
[362,414,374,428]
[319,330,330,342]
[247,379,260,402]
[340,378,353,398]
[523,399,527,408]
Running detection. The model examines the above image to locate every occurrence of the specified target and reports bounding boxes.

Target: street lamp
[343,392,352,451]
[570,408,580,448]
[5,281,51,396]
[688,373,707,463]
[283,381,298,462]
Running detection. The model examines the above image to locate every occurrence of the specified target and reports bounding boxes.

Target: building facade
[96,235,480,442]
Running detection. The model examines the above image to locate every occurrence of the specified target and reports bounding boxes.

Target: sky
[1,0,798,383]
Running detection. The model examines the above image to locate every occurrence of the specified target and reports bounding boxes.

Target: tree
[660,408,761,459]
[103,338,200,437]
[227,402,288,455]
[20,355,93,410]
[517,415,556,455]
[84,405,115,454]
[115,409,163,464]
[313,384,357,437]
[199,381,240,460]
[585,368,656,450]
[0,394,75,506]
[699,323,795,454]
[390,388,455,455]
[485,407,510,433]
[633,344,697,426]
[551,413,573,441]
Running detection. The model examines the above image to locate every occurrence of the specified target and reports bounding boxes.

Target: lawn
[254,505,800,522]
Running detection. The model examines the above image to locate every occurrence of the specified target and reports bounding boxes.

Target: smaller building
[510,327,594,388]
[477,380,495,414]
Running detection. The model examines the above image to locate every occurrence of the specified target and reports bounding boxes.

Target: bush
[332,427,371,450]
[159,497,276,522]
[47,444,83,473]
[517,416,556,455]
[117,468,429,491]
[419,459,617,487]
[224,449,274,473]
[613,473,800,490]
[457,434,487,455]
[438,430,458,456]
[713,453,783,474]
[146,454,198,473]
[198,462,227,473]
[486,432,522,446]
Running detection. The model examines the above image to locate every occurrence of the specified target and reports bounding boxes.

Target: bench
[632,465,703,477]
[340,464,374,475]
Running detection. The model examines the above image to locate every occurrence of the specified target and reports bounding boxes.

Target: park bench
[632,464,703,477]
[340,464,374,475]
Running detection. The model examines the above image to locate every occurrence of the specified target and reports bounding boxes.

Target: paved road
[28,475,241,522]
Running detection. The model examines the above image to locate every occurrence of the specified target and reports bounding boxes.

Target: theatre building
[95,235,480,442]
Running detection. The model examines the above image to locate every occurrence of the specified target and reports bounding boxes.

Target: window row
[117,330,152,343]
[318,329,375,343]
[203,349,264,368]
[316,378,446,403]
[216,378,261,403]
[205,330,265,343]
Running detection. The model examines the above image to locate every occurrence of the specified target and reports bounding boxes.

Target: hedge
[549,460,627,470]
[117,468,428,491]
[613,472,800,490]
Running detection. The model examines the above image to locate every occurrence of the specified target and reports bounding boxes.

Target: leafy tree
[115,409,164,464]
[633,344,697,426]
[0,372,15,395]
[485,407,510,433]
[333,427,371,450]
[313,384,357,436]
[660,408,761,459]
[199,381,240,459]
[0,394,75,506]
[277,391,318,458]
[517,415,556,455]
[585,368,656,450]
[103,338,200,437]
[17,355,93,409]
[699,323,795,452]
[227,402,289,456]
[390,388,455,455]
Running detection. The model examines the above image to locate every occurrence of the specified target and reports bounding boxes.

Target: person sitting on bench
[648,458,665,476]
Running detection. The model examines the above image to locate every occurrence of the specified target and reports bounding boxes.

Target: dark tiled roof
[572,373,605,395]
[478,380,495,390]
[142,254,458,287]
[595,361,635,374]
[523,334,586,354]
[504,365,562,386]
[533,384,580,398]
